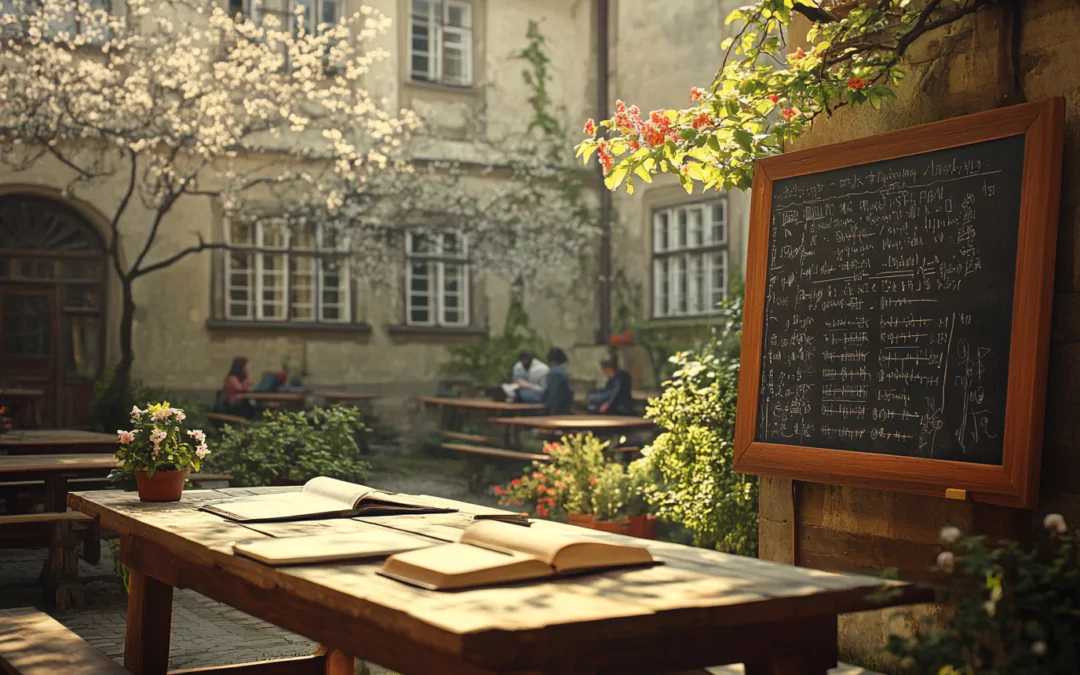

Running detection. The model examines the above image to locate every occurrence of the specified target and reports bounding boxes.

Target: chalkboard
[734,99,1064,508]
[755,135,1025,465]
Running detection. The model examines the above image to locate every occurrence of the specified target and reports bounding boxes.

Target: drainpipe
[596,0,612,345]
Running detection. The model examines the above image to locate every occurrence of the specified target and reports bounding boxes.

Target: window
[410,0,472,87]
[232,0,338,35]
[0,0,111,44]
[224,221,350,323]
[652,201,728,318]
[406,231,468,327]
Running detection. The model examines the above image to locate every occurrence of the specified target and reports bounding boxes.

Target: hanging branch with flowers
[116,403,210,476]
[576,0,1002,195]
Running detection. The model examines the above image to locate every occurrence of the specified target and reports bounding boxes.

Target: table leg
[43,475,68,512]
[743,617,837,675]
[316,645,357,675]
[125,568,174,675]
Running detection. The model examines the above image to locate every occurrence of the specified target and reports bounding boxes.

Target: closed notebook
[202,477,456,523]
[379,520,656,590]
[234,529,434,566]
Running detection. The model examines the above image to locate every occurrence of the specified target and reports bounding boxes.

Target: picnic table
[0,429,118,455]
[0,388,45,428]
[0,453,118,511]
[69,487,932,674]
[317,391,380,404]
[493,414,655,448]
[243,392,308,410]
[414,395,545,414]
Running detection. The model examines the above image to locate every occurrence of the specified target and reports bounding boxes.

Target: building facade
[0,0,750,425]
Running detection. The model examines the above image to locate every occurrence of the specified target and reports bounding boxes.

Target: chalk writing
[756,135,1025,465]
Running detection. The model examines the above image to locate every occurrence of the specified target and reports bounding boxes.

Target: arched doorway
[0,195,107,428]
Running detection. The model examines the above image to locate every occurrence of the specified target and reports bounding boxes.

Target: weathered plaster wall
[609,0,752,337]
[755,1,1080,670]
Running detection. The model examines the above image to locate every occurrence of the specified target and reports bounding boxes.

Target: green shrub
[888,518,1080,674]
[207,405,370,487]
[91,366,210,437]
[637,298,757,556]
[442,296,546,387]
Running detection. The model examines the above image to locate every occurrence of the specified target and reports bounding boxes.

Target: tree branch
[110,150,138,280]
[132,234,228,278]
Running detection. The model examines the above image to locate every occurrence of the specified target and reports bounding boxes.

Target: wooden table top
[414,396,546,412]
[493,414,655,431]
[316,391,379,402]
[0,388,44,399]
[69,487,930,674]
[0,429,118,450]
[243,392,308,403]
[0,453,119,475]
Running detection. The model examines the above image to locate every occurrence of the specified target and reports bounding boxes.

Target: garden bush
[208,405,370,487]
[636,298,758,556]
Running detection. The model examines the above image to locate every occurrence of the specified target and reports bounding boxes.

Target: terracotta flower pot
[567,512,597,528]
[589,518,630,535]
[135,470,188,502]
[627,514,657,540]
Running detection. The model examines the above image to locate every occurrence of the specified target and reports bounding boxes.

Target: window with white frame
[231,0,338,35]
[409,0,472,87]
[652,201,729,319]
[224,221,350,323]
[406,231,468,327]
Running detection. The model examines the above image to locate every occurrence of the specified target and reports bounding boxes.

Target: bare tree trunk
[112,277,136,401]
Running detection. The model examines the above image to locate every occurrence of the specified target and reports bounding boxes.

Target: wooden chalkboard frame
[734,98,1065,509]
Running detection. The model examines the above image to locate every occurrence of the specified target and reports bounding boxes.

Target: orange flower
[768,94,779,104]
[511,478,521,486]
[847,77,866,90]
[781,108,799,122]
[532,472,543,480]
[609,334,623,347]
[0,406,6,415]
[536,504,549,517]
[494,485,505,495]
[795,47,805,58]
[630,140,640,150]
[691,113,712,130]
[589,476,597,485]
[554,481,566,489]
[689,87,706,103]
[537,485,548,494]
[583,118,596,135]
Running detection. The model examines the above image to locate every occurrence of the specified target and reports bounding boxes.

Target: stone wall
[755,1,1080,670]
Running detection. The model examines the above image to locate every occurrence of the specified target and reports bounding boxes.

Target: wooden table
[494,414,655,447]
[70,487,932,675]
[0,454,119,511]
[243,392,308,409]
[0,429,118,456]
[414,396,545,414]
[0,388,45,428]
[317,391,380,404]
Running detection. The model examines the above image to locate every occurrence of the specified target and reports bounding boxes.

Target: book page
[461,520,572,565]
[206,491,351,522]
[380,543,551,590]
[303,476,377,508]
[234,529,433,566]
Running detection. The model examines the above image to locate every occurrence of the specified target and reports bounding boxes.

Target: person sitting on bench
[588,357,634,416]
[215,356,257,419]
[543,347,574,415]
[503,351,550,404]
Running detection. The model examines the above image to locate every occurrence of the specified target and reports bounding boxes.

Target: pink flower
[117,430,135,445]
[151,407,172,421]
[187,429,206,443]
[689,87,706,103]
[1044,513,1068,535]
[150,429,167,451]
[173,409,186,421]
[936,551,955,573]
[195,443,210,459]
[131,406,144,418]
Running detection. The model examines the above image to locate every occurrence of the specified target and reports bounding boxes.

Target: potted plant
[626,459,658,539]
[0,406,12,436]
[116,402,210,502]
[590,463,630,534]
[496,434,611,525]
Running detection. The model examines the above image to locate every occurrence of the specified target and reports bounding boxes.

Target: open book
[234,528,434,566]
[379,520,656,590]
[202,477,457,523]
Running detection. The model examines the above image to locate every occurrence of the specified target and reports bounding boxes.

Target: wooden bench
[0,513,94,611]
[440,430,500,445]
[188,473,232,489]
[0,607,129,674]
[206,412,248,427]
[440,443,549,493]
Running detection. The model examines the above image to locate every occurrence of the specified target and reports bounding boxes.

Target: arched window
[0,195,107,428]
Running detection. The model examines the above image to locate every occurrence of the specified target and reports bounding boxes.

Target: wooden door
[0,287,57,427]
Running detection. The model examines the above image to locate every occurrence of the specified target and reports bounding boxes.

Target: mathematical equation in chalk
[755,135,1026,466]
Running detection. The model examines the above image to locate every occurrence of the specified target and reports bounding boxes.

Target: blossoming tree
[577,0,1005,194]
[0,0,419,393]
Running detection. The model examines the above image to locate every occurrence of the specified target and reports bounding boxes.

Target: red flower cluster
[535,496,556,517]
[781,107,799,122]
[609,329,634,348]
[768,94,780,104]
[691,113,712,130]
[613,100,643,134]
[642,109,678,147]
[847,77,866,90]
[583,118,596,136]
[597,139,614,172]
[689,87,706,102]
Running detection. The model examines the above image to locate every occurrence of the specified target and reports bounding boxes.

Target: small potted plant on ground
[496,434,610,526]
[626,459,658,539]
[590,463,630,534]
[116,402,210,502]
